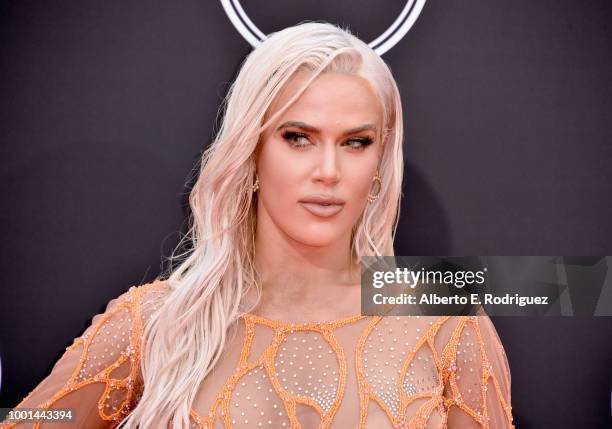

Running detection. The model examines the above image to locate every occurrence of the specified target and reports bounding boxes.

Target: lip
[299,195,346,205]
[299,201,344,217]
[298,195,345,218]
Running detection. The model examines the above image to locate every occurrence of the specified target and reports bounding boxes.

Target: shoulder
[435,314,508,357]
[79,278,172,403]
[437,316,514,427]
[71,277,172,363]
[87,277,170,327]
[0,278,174,427]
[126,277,171,313]
[420,314,510,381]
[123,276,171,302]
[436,314,511,393]
[118,277,171,325]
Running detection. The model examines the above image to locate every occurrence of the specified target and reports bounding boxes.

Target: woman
[2,22,514,428]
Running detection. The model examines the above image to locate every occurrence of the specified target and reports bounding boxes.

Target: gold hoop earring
[367,173,382,203]
[252,175,259,192]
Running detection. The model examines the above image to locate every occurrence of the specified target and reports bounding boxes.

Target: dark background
[1,1,611,427]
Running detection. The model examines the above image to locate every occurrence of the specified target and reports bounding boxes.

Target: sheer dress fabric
[2,279,514,428]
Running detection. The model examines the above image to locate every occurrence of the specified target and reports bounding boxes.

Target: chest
[188,315,447,428]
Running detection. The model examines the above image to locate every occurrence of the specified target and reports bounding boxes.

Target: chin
[292,228,341,247]
[298,239,338,248]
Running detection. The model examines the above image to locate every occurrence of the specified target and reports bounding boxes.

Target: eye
[281,131,311,149]
[343,137,374,151]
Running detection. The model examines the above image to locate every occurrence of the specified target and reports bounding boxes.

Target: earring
[252,175,259,192]
[367,172,382,203]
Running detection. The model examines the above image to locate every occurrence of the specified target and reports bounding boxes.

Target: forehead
[266,70,383,133]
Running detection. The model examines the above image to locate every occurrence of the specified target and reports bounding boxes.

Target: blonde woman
[2,22,514,429]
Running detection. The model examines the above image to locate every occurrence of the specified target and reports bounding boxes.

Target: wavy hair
[119,21,404,427]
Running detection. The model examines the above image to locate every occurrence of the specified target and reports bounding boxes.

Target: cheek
[345,161,379,199]
[257,141,303,206]
[341,161,380,219]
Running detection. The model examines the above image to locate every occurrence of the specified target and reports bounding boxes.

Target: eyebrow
[276,121,377,137]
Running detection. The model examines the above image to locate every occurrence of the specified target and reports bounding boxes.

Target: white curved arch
[220,0,427,56]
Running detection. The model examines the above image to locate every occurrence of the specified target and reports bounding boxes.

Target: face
[255,70,385,248]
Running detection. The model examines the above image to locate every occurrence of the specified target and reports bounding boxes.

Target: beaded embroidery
[2,280,514,428]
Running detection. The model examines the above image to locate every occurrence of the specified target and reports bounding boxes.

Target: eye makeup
[344,136,374,150]
[280,130,374,151]
[281,131,310,148]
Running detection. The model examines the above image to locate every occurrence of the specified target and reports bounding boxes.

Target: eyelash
[281,131,374,151]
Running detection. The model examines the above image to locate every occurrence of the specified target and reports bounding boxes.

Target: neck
[244,213,362,321]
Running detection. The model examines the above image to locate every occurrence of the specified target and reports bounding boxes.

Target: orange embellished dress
[1,279,514,428]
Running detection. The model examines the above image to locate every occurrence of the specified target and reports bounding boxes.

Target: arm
[441,314,514,429]
[1,285,147,429]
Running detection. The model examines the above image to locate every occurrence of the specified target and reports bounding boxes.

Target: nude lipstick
[298,195,345,218]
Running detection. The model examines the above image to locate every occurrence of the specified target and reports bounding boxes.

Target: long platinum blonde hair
[119,21,404,427]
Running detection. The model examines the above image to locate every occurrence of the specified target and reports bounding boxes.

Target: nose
[313,142,341,185]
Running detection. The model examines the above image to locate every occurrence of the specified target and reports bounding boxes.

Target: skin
[246,70,385,322]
